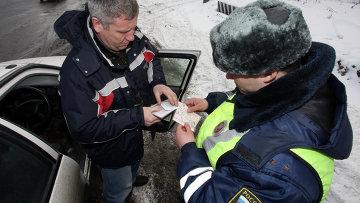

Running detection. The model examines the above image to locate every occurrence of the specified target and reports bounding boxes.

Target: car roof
[0,56,66,78]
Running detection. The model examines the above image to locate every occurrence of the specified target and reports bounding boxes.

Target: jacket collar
[85,16,115,67]
[230,42,336,132]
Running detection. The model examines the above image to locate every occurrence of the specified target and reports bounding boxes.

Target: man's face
[226,72,265,94]
[93,15,138,51]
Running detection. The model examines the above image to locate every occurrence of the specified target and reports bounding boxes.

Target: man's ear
[262,71,278,84]
[91,17,104,33]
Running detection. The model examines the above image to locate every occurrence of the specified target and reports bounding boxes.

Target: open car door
[146,49,200,133]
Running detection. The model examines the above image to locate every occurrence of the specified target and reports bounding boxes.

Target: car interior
[0,72,87,165]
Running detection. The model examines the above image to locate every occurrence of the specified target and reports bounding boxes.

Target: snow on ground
[136,0,360,202]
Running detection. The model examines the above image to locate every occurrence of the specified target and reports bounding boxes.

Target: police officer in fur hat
[175,0,353,202]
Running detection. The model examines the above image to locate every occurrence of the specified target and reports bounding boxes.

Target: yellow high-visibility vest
[196,100,334,202]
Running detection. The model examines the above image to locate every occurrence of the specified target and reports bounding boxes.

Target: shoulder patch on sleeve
[228,187,262,203]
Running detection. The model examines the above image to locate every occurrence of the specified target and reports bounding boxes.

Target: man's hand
[185,98,208,113]
[153,84,178,106]
[143,106,162,126]
[175,123,195,149]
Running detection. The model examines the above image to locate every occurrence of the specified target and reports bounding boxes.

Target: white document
[161,100,178,111]
[152,100,178,119]
[172,102,201,132]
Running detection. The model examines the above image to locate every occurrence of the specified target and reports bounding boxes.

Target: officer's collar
[230,42,335,132]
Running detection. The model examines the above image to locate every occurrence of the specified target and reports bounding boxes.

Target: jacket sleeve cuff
[177,142,212,179]
[181,142,197,153]
[150,80,166,89]
[205,92,228,113]
[131,106,145,126]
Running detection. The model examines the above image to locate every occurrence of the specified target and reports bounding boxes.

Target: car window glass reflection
[0,126,54,203]
[161,58,189,87]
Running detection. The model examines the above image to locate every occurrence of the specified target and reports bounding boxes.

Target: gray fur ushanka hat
[210,0,312,76]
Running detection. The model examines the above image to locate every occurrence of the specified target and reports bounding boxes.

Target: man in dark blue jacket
[175,0,353,202]
[54,0,177,202]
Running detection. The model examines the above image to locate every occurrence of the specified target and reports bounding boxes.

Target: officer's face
[226,72,267,94]
[93,15,138,51]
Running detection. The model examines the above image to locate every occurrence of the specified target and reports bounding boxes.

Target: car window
[0,125,56,203]
[158,50,200,101]
[144,50,200,133]
[162,57,189,87]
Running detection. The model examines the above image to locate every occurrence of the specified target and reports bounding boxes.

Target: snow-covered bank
[137,0,360,202]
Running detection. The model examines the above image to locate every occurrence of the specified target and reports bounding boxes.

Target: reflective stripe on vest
[197,100,248,168]
[196,100,334,201]
[290,148,334,202]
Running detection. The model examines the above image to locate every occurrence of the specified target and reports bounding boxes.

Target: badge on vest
[228,187,262,203]
[213,120,227,136]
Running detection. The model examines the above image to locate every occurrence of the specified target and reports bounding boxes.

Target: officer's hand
[153,84,178,106]
[175,123,195,149]
[185,98,208,113]
[143,106,162,126]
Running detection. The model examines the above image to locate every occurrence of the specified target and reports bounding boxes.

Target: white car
[0,50,200,202]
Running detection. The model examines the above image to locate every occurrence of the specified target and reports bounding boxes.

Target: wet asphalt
[0,0,85,62]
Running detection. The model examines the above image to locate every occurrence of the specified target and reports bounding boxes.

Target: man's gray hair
[88,0,139,27]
